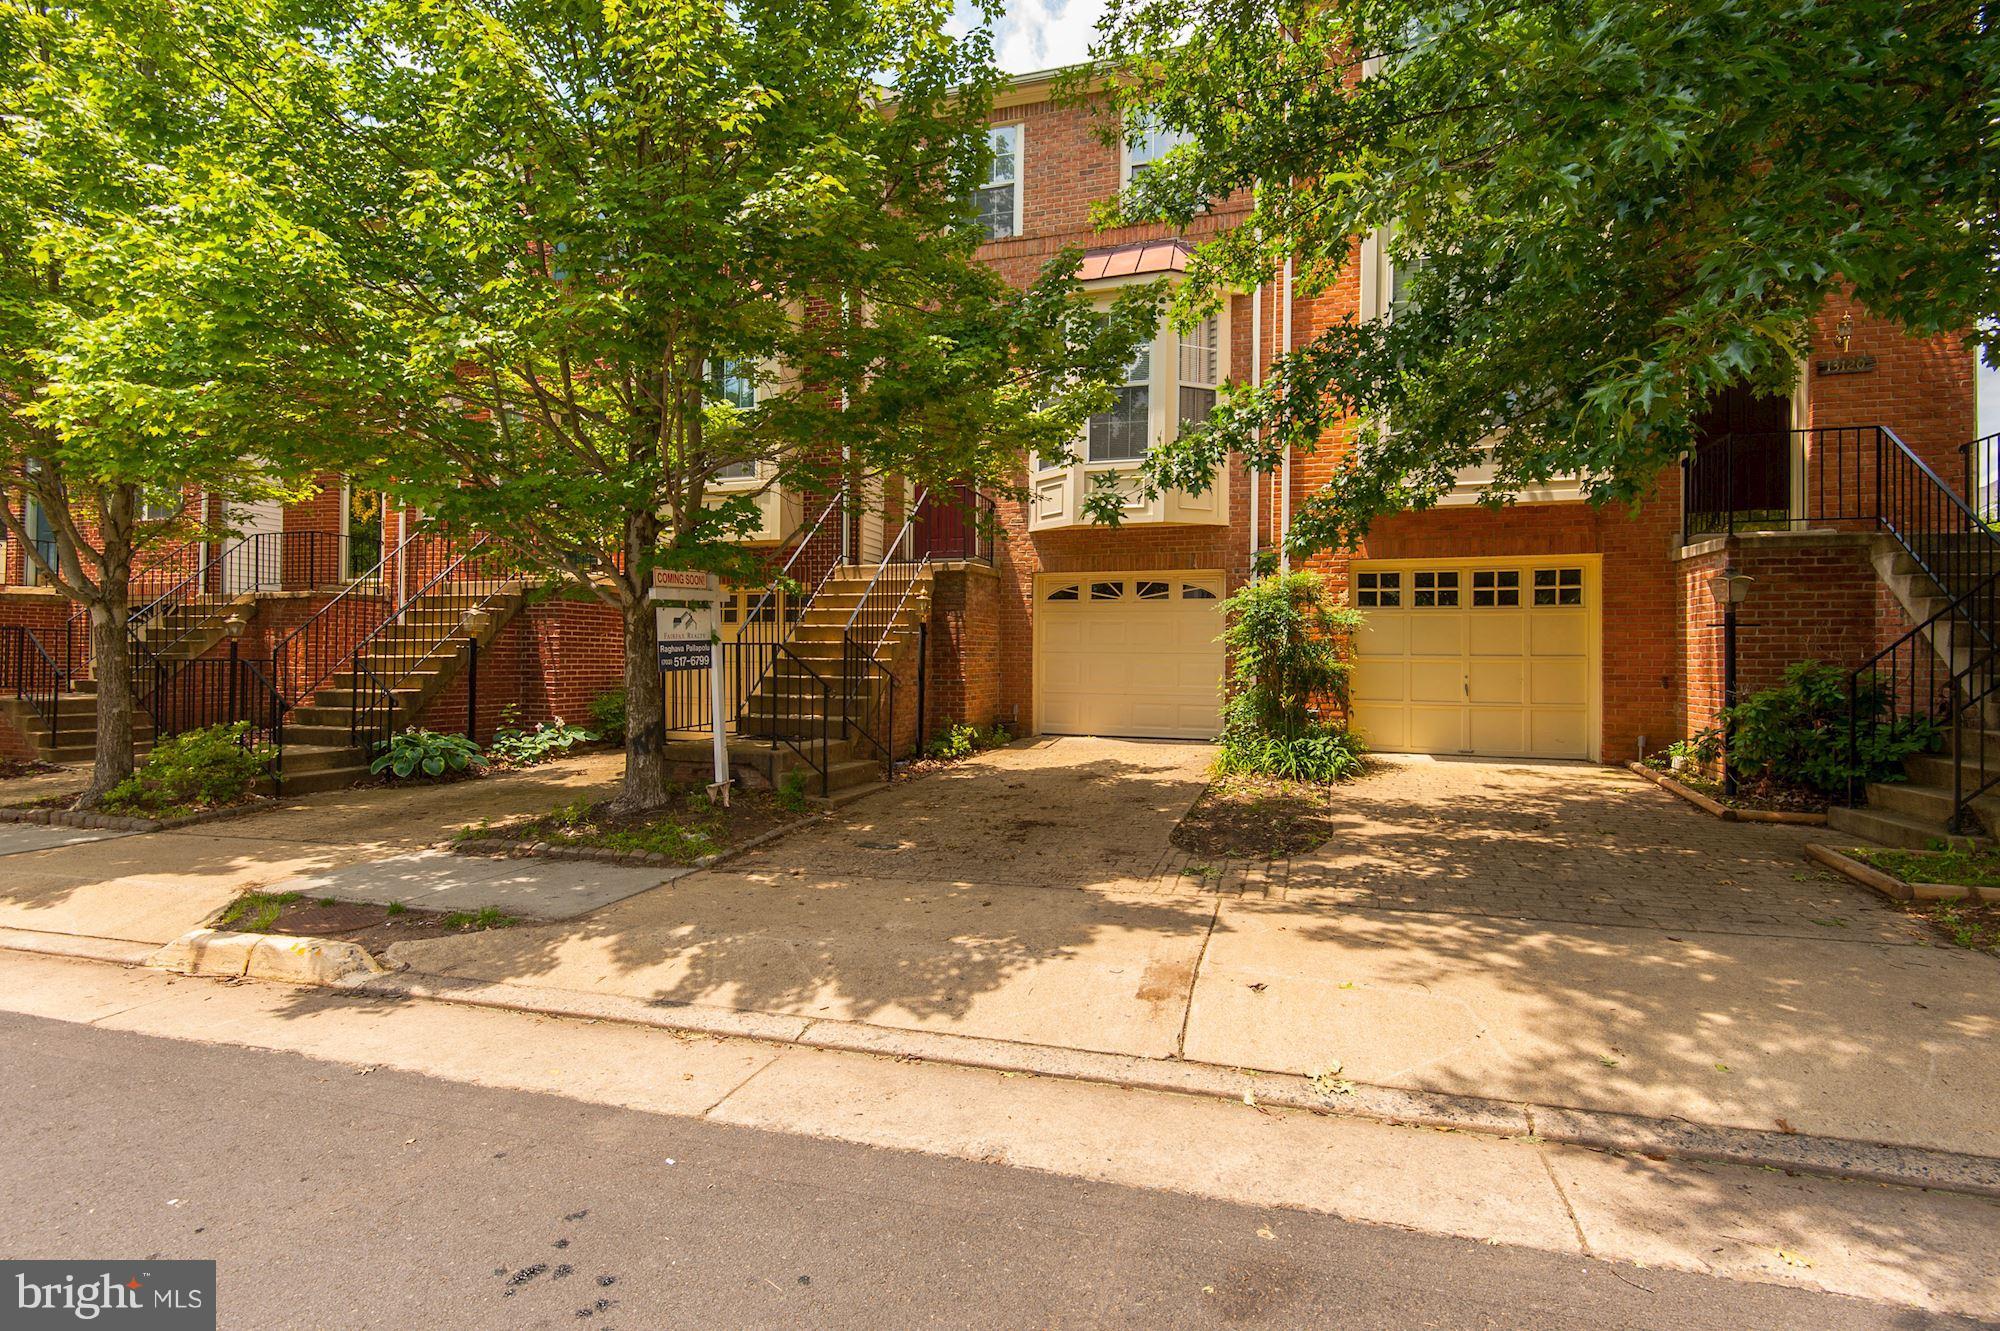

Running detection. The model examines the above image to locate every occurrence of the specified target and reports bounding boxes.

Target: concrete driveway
[333,742,2000,1157]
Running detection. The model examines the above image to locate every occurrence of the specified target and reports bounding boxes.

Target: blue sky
[957,0,1104,74]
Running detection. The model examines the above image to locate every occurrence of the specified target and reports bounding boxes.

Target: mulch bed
[0,758,62,781]
[1640,761,1829,814]
[1171,772,1353,858]
[456,787,807,867]
[238,897,516,950]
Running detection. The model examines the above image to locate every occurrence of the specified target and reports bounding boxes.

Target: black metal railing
[269,525,441,713]
[837,490,934,770]
[1,624,68,750]
[1847,565,2000,832]
[1961,432,2000,527]
[139,643,286,767]
[343,536,513,754]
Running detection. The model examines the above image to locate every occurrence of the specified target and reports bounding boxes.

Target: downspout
[1249,279,1262,571]
[1279,251,1294,574]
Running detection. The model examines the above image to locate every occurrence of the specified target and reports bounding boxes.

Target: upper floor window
[974,125,1021,241]
[1088,340,1152,463]
[1124,114,1192,184]
[1083,311,1227,465]
[706,358,759,480]
[1177,315,1220,428]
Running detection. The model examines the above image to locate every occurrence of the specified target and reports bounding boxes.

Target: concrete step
[277,743,366,775]
[1826,803,1990,851]
[275,762,372,795]
[1904,753,2000,789]
[1865,779,2000,828]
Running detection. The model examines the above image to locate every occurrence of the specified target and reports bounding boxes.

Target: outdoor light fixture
[1710,568,1755,606]
[1835,312,1855,352]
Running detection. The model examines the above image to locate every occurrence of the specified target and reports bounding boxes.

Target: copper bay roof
[1076,239,1192,282]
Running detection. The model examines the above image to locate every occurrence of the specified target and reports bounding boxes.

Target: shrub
[925,719,1012,761]
[1218,571,1363,738]
[1216,728,1368,784]
[488,706,597,767]
[371,728,487,781]
[587,689,627,744]
[1723,661,1937,795]
[1210,572,1367,784]
[101,722,274,817]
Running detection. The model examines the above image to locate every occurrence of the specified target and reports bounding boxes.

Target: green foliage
[925,720,1013,761]
[1088,0,2000,550]
[443,907,516,932]
[215,891,301,933]
[200,0,1155,811]
[100,723,274,817]
[1219,572,1363,739]
[1723,662,1935,796]
[775,768,812,813]
[1216,729,1368,785]
[488,707,597,767]
[586,690,628,745]
[370,728,487,781]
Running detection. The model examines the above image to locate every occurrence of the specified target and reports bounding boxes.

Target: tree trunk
[80,587,135,806]
[614,591,670,812]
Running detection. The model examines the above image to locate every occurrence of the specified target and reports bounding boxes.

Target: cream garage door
[1350,560,1598,760]
[1037,573,1225,739]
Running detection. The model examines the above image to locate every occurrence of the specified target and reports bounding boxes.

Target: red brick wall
[1675,533,1917,743]
[923,566,1003,732]
[415,594,625,740]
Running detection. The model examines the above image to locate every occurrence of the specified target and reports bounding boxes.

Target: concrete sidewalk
[5,947,1996,1322]
[386,741,2000,1161]
[0,752,626,943]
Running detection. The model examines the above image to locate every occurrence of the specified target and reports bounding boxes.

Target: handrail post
[466,639,479,741]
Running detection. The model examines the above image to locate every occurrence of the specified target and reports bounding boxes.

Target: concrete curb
[0,798,274,834]
[148,928,387,984]
[1806,841,2000,904]
[339,967,2000,1201]
[0,926,155,966]
[1626,762,1828,825]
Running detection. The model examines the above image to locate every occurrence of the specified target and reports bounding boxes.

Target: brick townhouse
[2,66,1987,839]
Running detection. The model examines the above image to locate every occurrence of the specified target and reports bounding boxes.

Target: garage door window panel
[1357,571,1401,607]
[1413,570,1459,607]
[1472,570,1520,607]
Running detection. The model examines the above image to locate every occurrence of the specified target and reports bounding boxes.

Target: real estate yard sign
[649,570,729,801]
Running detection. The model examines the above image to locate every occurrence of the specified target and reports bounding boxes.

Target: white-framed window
[1358,224,1409,324]
[1177,315,1220,430]
[1123,113,1192,184]
[974,124,1022,241]
[138,488,179,522]
[1087,339,1153,463]
[706,358,759,481]
[1081,309,1228,466]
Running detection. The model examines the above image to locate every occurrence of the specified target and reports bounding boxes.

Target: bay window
[706,358,759,481]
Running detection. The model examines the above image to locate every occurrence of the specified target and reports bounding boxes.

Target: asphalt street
[0,1010,1979,1330]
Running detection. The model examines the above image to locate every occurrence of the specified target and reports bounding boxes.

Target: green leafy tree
[0,0,369,802]
[1217,570,1361,738]
[1087,0,1998,551]
[222,0,1153,811]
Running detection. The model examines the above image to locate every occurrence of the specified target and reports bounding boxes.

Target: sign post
[650,569,729,805]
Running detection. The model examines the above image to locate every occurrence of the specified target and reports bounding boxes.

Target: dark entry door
[1685,386,1793,536]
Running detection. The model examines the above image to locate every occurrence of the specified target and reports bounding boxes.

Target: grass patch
[1923,899,2000,953]
[1851,846,2000,890]
[215,891,303,933]
[443,906,516,931]
[1172,772,1353,858]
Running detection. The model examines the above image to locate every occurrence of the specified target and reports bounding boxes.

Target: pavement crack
[1173,900,1223,1061]
[697,1049,786,1118]
[1537,1148,1592,1257]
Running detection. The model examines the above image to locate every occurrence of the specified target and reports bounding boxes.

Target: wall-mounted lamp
[1834,312,1855,353]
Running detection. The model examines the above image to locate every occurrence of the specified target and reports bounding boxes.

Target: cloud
[956,0,1106,74]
